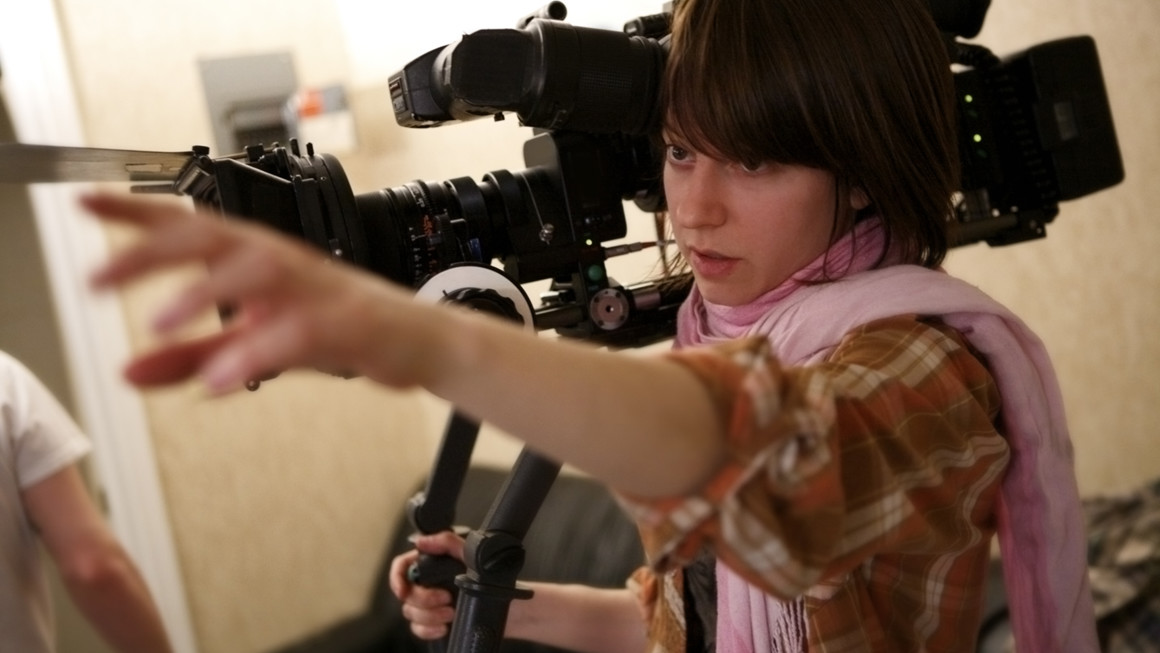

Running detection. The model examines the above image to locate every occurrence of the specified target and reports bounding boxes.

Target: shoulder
[0,350,60,420]
[0,351,90,488]
[827,314,1001,414]
[1,350,36,442]
[835,314,975,358]
[1,350,65,428]
[830,313,984,372]
[0,349,32,400]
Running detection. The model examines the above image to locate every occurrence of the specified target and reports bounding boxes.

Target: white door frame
[0,3,197,651]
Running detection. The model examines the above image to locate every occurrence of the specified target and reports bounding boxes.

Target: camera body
[952,34,1123,245]
[172,0,1123,348]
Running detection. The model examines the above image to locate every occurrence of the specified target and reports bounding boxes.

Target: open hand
[83,191,447,394]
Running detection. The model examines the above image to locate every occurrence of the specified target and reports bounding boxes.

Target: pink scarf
[677,221,1098,652]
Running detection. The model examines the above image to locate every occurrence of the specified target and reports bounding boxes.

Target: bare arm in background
[23,464,173,653]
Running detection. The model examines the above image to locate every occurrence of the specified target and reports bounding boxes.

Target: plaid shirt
[622,315,1009,652]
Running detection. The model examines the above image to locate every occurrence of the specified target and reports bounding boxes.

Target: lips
[687,247,740,279]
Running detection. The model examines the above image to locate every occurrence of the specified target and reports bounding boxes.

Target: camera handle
[408,414,561,653]
[404,264,546,653]
[446,449,559,653]
[408,414,562,653]
[404,410,480,653]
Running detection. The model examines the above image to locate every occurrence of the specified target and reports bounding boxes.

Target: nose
[666,161,726,230]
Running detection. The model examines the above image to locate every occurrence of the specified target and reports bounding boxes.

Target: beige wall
[0,91,116,653]
[47,0,1160,651]
[53,3,460,652]
[941,1,1160,496]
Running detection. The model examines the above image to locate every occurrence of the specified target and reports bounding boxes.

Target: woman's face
[663,139,861,306]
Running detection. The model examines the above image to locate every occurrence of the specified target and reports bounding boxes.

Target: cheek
[749,195,836,264]
[788,182,840,242]
[661,167,683,207]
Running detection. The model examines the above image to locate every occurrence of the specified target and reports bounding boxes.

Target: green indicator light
[965,94,974,103]
[973,134,983,143]
[585,238,594,246]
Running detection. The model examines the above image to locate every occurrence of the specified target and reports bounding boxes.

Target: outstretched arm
[22,464,173,653]
[82,192,726,499]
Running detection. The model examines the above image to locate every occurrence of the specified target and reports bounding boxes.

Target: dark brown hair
[663,0,960,268]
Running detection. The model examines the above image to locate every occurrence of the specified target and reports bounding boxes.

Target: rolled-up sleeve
[619,315,1007,600]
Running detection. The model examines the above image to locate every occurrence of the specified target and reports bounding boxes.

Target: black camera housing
[952,34,1123,245]
[173,0,1123,348]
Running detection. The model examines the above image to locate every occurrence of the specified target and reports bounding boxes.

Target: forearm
[506,583,647,653]
[23,465,173,653]
[409,305,727,498]
[61,549,173,653]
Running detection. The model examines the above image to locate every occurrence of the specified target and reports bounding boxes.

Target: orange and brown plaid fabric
[621,315,1010,652]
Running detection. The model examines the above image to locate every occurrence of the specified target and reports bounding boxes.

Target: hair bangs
[664,0,829,169]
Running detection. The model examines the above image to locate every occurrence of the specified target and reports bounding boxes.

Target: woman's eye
[738,160,768,173]
[665,144,691,163]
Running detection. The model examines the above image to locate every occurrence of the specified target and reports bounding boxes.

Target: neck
[679,219,889,345]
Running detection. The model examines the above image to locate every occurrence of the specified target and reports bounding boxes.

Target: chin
[695,281,758,307]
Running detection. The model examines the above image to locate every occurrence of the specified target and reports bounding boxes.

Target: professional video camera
[165,0,1123,348]
[934,0,1124,246]
[170,1,677,348]
[0,0,1124,351]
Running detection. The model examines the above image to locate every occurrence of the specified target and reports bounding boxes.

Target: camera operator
[81,0,1097,650]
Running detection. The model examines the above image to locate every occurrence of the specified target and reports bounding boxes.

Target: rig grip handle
[408,553,467,653]
[408,552,466,594]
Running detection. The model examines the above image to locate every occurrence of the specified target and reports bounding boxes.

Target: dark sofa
[268,465,645,653]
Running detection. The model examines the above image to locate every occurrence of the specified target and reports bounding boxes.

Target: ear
[849,186,871,211]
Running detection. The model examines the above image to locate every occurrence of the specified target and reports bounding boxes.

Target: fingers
[402,585,455,613]
[122,320,287,394]
[85,195,226,290]
[82,190,436,393]
[388,549,421,600]
[81,191,330,392]
[150,242,300,335]
[399,576,456,640]
[122,330,237,387]
[403,598,456,640]
[197,311,316,394]
[388,530,467,600]
[389,545,457,641]
[411,530,468,559]
[80,191,192,228]
[85,191,310,297]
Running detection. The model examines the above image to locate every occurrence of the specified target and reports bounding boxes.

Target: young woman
[82,0,1097,650]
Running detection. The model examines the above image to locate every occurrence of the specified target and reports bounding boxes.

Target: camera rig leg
[408,411,563,653]
[407,410,561,653]
[447,449,560,653]
[404,411,479,653]
[404,264,552,653]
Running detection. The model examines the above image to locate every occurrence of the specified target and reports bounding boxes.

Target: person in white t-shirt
[0,349,172,653]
